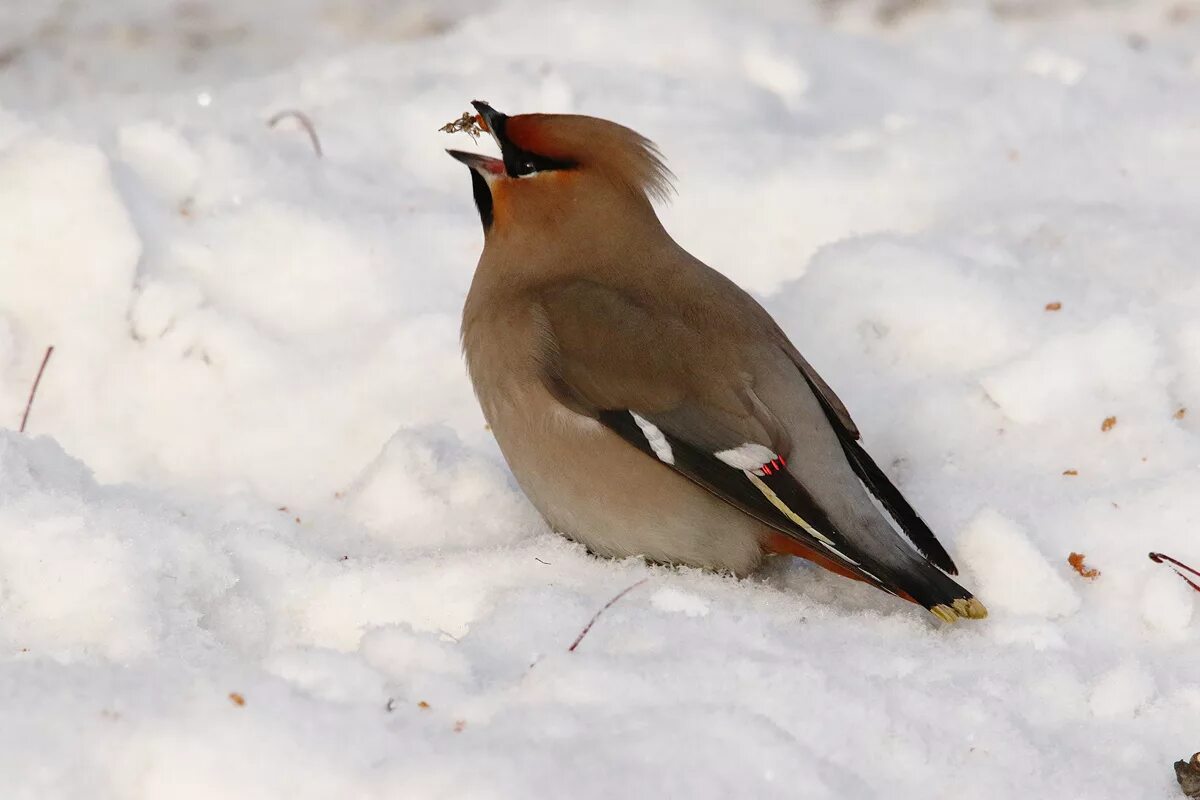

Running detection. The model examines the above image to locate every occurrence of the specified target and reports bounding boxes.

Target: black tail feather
[839,436,958,575]
[792,362,959,576]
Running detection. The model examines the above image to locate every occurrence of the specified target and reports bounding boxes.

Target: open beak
[446,149,504,176]
[446,101,510,176]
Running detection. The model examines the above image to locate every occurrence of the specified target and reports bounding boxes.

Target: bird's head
[446,101,672,236]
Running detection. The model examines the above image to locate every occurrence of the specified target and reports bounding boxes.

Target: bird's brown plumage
[449,102,985,622]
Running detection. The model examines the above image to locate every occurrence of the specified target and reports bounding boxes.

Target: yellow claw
[930,604,959,624]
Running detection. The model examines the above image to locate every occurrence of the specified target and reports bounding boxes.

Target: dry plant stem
[268,110,323,158]
[438,111,484,140]
[568,577,649,652]
[19,345,53,433]
[1149,552,1200,593]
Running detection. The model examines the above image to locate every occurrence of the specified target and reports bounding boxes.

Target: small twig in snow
[1149,552,1200,593]
[568,577,649,653]
[268,109,323,158]
[18,345,54,433]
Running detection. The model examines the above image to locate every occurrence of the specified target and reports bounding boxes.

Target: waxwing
[446,101,986,622]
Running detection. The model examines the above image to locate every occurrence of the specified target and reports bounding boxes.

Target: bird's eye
[504,151,574,179]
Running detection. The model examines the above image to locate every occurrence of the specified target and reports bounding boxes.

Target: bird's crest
[505,113,675,203]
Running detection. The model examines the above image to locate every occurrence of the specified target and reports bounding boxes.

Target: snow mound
[1,0,1198,797]
[958,508,1080,619]
[1141,569,1195,634]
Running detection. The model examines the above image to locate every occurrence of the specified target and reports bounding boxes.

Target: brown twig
[267,110,323,158]
[1149,552,1200,593]
[568,577,649,652]
[18,346,53,433]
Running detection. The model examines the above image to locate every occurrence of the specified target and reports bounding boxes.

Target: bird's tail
[885,558,988,622]
[857,508,989,623]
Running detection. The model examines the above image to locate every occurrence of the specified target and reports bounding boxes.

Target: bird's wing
[537,279,918,597]
[774,342,957,575]
[783,345,860,440]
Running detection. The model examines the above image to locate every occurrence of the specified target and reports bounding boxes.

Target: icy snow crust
[1,1,1198,797]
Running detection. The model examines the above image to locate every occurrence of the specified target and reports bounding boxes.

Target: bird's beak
[446,102,510,178]
[446,148,504,177]
[471,100,508,151]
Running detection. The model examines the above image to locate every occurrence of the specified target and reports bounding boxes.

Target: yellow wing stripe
[744,471,838,549]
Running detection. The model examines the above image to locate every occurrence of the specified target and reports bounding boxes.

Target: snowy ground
[1,0,1199,797]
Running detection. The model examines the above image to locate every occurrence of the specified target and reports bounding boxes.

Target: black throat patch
[469,169,493,231]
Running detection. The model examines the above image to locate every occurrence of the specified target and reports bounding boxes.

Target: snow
[1142,569,1196,634]
[650,586,712,617]
[1089,660,1158,718]
[957,508,1082,619]
[1,0,1198,797]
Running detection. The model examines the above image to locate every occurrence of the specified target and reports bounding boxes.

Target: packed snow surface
[1,1,1198,797]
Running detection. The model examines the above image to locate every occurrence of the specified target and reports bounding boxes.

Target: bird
[446,101,986,623]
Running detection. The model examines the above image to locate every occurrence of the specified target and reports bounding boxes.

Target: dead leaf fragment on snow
[229,692,245,707]
[1045,301,1062,311]
[1101,416,1117,432]
[1062,469,1078,476]
[1068,552,1100,579]
[1175,752,1200,798]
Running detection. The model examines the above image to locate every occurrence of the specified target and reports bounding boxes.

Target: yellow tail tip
[930,604,958,624]
[931,598,988,623]
[956,597,989,620]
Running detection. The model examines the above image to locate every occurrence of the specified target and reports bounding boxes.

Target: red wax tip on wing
[474,113,489,133]
[760,458,785,475]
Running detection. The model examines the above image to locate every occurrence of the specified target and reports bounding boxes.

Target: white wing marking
[630,412,675,465]
[715,443,778,472]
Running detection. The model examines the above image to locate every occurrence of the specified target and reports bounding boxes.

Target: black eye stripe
[509,150,575,177]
